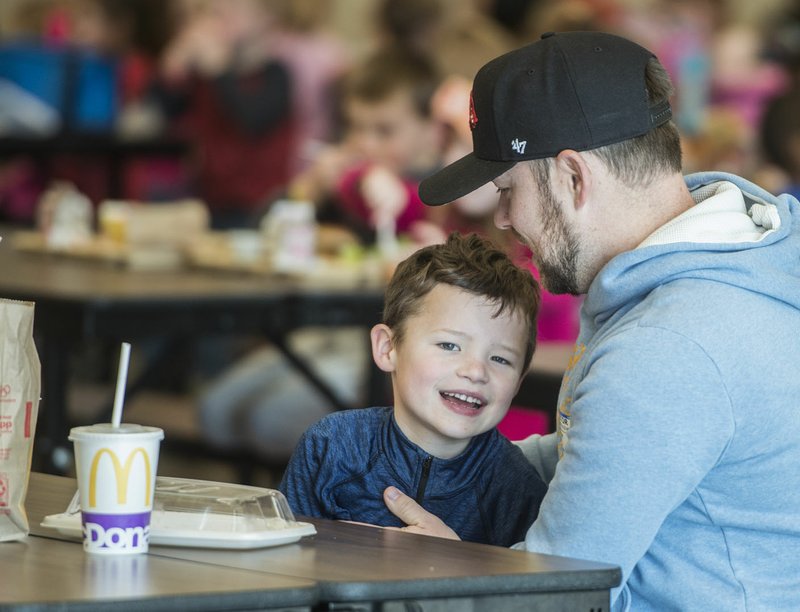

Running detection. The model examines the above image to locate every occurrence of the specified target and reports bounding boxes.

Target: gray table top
[0,535,317,611]
[23,473,621,606]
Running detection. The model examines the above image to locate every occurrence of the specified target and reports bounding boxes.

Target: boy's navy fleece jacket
[279,407,548,546]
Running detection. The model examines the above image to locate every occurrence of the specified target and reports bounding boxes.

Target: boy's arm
[278,431,326,518]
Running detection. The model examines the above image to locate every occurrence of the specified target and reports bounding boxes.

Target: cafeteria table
[0,233,385,474]
[10,472,622,611]
[0,531,317,611]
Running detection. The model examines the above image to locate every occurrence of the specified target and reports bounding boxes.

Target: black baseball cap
[419,31,673,206]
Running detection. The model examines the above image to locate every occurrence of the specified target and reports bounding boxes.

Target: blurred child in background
[288,45,447,248]
[154,0,294,229]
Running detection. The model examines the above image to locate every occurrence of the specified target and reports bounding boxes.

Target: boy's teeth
[443,392,482,406]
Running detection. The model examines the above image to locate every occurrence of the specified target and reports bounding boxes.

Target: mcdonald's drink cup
[69,424,164,554]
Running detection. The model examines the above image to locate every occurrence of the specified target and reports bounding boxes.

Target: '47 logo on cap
[511,138,527,154]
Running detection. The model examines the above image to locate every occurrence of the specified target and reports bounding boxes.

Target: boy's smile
[440,390,486,412]
[372,283,529,459]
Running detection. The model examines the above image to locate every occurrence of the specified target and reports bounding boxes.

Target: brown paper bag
[0,299,41,541]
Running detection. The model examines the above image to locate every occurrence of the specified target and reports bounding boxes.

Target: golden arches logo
[88,447,152,508]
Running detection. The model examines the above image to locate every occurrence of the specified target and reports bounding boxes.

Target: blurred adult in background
[709,16,788,134]
[154,0,295,229]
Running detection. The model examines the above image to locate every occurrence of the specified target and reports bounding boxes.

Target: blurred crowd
[2,0,800,230]
[2,0,800,455]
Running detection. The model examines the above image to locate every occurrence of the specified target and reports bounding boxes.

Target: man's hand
[383,487,460,540]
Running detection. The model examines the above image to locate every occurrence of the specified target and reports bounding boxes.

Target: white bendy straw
[111,342,131,428]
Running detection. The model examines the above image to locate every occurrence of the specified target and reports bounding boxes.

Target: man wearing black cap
[382,31,800,611]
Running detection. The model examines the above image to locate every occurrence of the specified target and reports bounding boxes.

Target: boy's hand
[382,487,460,540]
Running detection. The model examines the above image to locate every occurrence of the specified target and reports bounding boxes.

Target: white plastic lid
[69,423,164,440]
[151,476,299,531]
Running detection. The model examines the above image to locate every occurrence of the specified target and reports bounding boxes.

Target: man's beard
[516,186,582,296]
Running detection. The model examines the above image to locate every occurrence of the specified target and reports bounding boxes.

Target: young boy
[279,232,548,546]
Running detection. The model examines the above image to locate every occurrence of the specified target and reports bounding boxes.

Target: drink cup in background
[69,424,164,554]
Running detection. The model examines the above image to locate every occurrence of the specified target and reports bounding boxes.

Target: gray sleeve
[514,433,559,483]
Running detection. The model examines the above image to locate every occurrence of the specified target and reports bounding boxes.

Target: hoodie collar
[582,172,798,327]
[640,179,780,248]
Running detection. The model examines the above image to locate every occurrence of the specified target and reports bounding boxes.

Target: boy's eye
[437,342,459,352]
[491,355,513,367]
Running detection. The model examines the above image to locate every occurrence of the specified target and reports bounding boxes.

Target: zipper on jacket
[414,456,433,504]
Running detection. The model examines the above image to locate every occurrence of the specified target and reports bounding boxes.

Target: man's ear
[370,324,397,373]
[555,149,592,210]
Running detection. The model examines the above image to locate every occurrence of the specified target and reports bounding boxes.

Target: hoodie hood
[582,171,800,331]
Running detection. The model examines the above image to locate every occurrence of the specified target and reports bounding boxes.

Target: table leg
[34,336,73,475]
[268,334,352,411]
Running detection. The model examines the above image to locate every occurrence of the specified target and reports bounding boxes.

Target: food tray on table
[41,476,316,549]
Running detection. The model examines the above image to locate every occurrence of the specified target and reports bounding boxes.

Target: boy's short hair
[383,232,540,371]
[342,46,441,119]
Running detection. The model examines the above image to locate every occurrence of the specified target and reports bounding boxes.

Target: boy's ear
[370,324,397,373]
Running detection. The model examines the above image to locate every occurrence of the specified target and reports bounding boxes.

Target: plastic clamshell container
[42,476,316,549]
